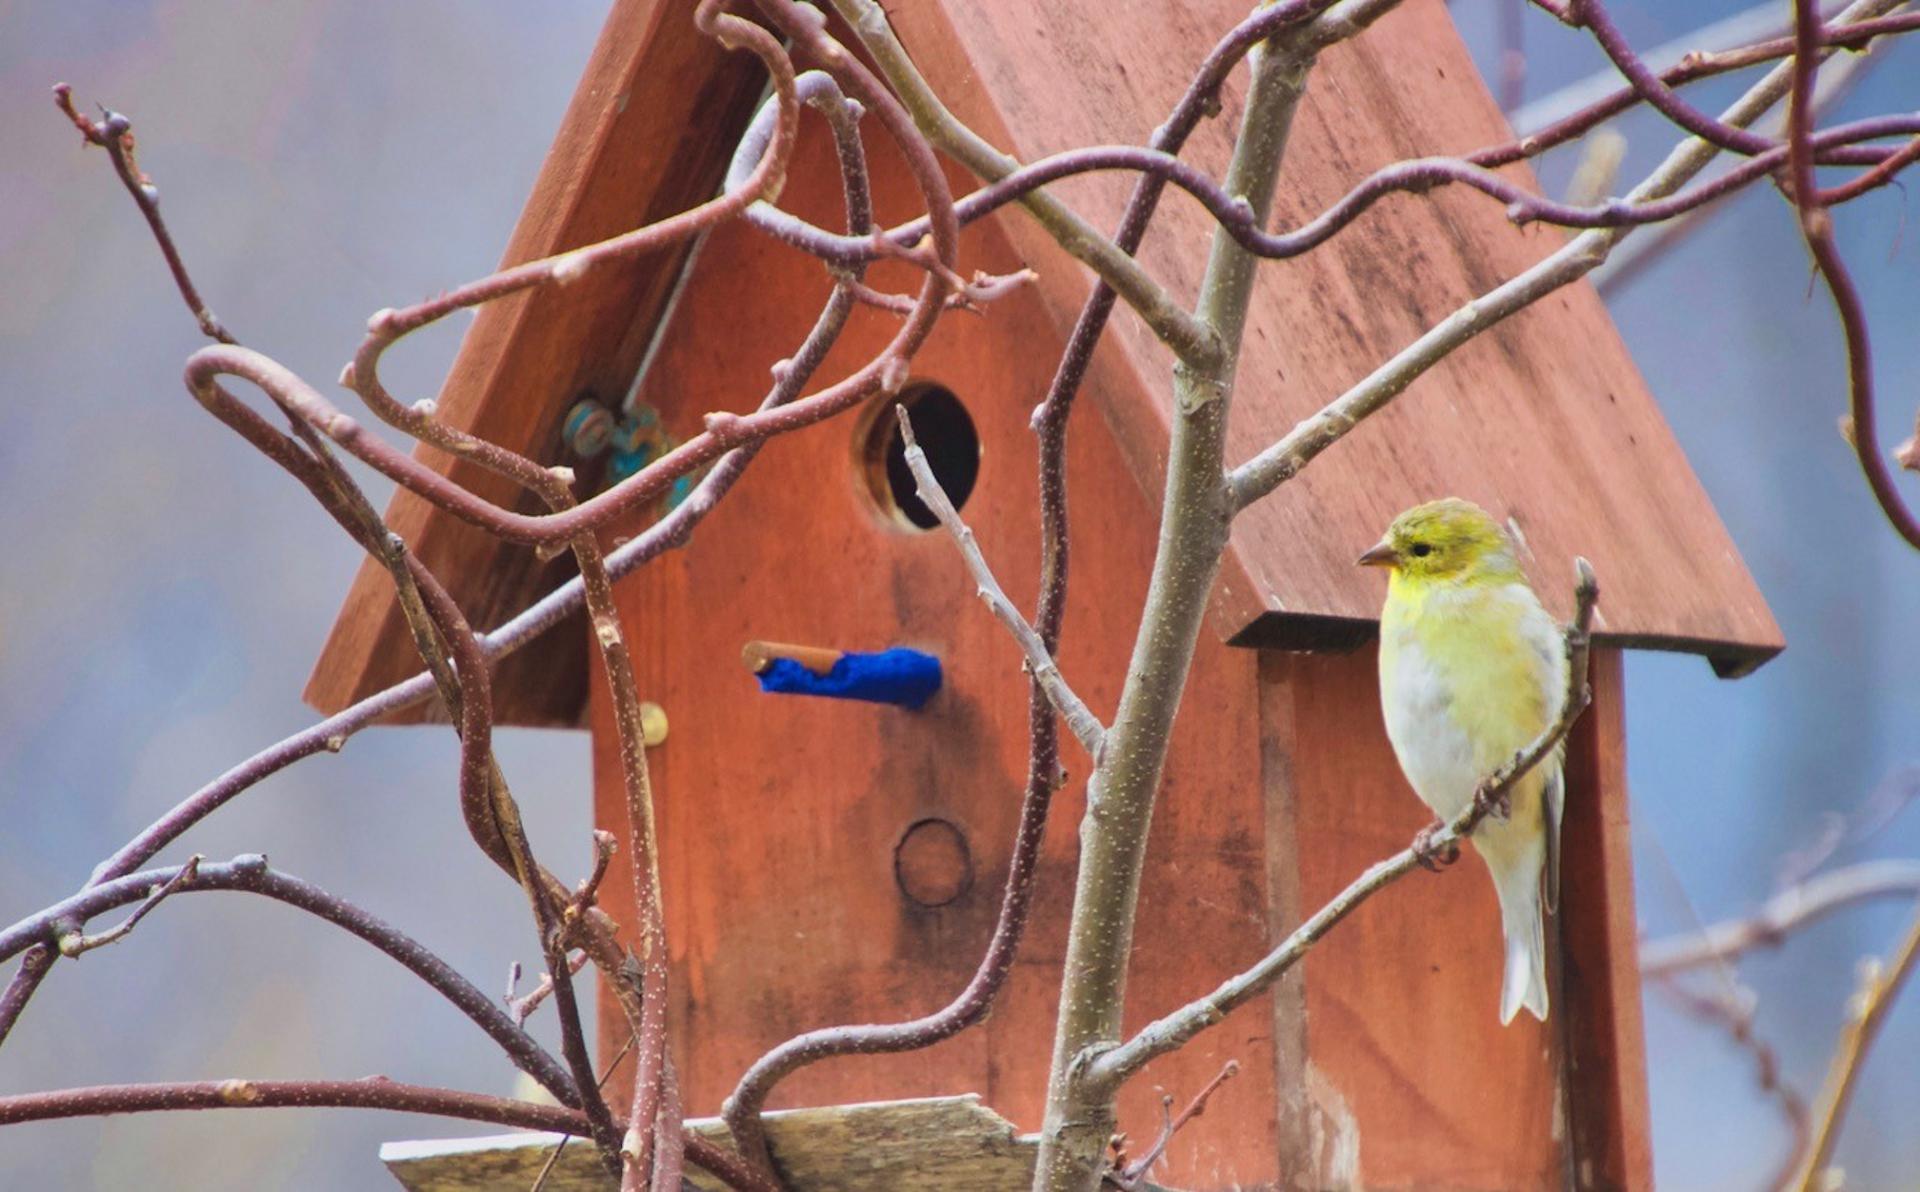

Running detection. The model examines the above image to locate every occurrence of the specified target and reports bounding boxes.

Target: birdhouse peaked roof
[306,0,1781,728]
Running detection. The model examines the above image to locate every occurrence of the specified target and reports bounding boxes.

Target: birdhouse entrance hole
[859,382,979,530]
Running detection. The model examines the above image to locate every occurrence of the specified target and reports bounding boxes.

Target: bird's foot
[1472,782,1512,822]
[1412,820,1460,872]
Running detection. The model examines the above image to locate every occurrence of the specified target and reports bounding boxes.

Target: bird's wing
[1516,587,1570,913]
[1542,750,1565,913]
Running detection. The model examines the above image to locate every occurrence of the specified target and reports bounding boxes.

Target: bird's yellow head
[1357,498,1523,586]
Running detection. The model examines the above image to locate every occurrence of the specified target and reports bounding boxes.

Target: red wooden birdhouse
[311,1,1781,1187]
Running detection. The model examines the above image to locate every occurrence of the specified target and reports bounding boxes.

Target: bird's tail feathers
[1494,854,1550,1025]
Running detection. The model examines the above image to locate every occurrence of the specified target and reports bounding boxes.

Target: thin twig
[509,952,592,1027]
[51,84,235,343]
[1110,1059,1240,1189]
[897,408,1107,758]
[1790,906,1920,1189]
[53,856,200,957]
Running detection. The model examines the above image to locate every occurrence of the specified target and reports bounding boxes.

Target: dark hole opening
[867,383,980,530]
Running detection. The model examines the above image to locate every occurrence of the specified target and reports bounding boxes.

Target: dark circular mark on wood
[893,817,974,908]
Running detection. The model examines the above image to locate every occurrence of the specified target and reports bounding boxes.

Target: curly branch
[0,857,580,1110]
[1780,0,1920,549]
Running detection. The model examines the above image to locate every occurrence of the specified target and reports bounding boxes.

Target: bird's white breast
[1380,632,1482,819]
[1378,582,1564,820]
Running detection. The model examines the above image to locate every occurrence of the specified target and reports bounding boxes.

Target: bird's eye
[1410,542,1432,558]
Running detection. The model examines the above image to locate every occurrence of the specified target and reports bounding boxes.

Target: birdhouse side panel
[1558,650,1654,1190]
[1259,645,1651,1189]
[1260,647,1566,1188]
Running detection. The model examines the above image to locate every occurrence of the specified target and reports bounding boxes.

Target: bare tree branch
[0,1079,772,1191]
[1034,25,1318,1189]
[0,1079,588,1134]
[1782,0,1920,550]
[1110,1060,1240,1189]
[1641,860,1920,976]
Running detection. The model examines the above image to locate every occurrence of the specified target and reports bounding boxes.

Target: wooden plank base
[380,1096,1172,1191]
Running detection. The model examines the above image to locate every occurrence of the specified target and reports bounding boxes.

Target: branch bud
[217,1080,261,1105]
[550,250,590,286]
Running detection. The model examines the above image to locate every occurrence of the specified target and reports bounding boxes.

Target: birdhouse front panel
[583,74,1652,1187]
[586,107,1288,1185]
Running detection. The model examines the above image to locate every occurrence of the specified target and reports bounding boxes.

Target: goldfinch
[1359,498,1566,1024]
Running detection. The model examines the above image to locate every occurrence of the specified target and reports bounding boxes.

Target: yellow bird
[1359,498,1566,1024]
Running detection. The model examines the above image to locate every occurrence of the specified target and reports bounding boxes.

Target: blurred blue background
[1,2,1914,1187]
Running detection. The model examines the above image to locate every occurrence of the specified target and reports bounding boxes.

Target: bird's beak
[1356,539,1397,568]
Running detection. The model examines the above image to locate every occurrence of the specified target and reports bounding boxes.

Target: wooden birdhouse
[311,0,1781,1187]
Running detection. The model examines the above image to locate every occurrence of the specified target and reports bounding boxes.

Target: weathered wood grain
[1560,650,1655,1191]
[1258,645,1649,1190]
[381,1095,1168,1191]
